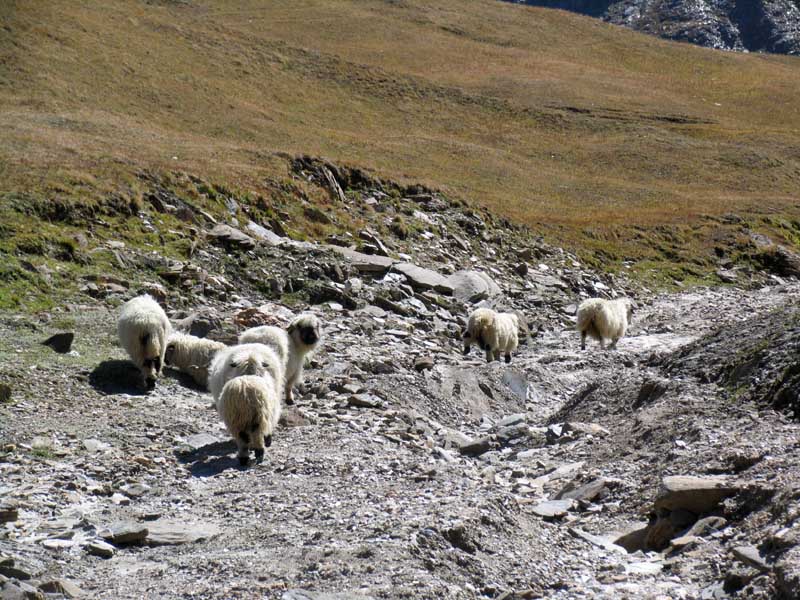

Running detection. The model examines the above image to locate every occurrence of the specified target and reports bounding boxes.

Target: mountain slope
[2,0,800,287]
[508,0,800,54]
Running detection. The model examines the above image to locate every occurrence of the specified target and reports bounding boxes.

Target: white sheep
[117,294,171,390]
[217,375,282,466]
[163,332,226,388]
[208,343,285,405]
[462,307,519,363]
[576,297,634,350]
[208,343,285,466]
[238,313,321,405]
[238,326,288,366]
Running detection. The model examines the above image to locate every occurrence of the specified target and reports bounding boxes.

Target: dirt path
[1,281,799,599]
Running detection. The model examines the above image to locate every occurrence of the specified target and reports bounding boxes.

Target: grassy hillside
[2,0,800,293]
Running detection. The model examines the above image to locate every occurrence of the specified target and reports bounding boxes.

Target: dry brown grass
[2,0,800,262]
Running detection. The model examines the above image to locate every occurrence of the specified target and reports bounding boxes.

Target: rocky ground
[1,179,800,599]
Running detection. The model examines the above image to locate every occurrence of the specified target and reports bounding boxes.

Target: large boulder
[446,270,501,302]
[654,475,740,514]
[246,221,285,246]
[208,224,256,250]
[392,263,454,294]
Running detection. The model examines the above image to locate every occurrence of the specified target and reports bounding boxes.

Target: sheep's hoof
[254,448,265,464]
[285,396,294,406]
[237,455,250,467]
[264,434,273,448]
[462,347,470,356]
[504,354,511,364]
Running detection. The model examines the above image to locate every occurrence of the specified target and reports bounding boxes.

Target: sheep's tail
[576,307,594,332]
[240,416,266,449]
[576,305,602,340]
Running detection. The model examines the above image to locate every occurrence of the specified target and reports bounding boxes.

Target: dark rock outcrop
[508,0,800,55]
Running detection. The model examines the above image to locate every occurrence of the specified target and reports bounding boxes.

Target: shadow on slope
[89,360,147,396]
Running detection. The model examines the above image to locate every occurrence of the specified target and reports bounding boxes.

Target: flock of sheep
[116,293,634,466]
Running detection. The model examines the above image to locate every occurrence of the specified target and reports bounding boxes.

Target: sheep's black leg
[254,448,265,464]
[264,434,272,448]
[285,383,295,406]
[236,436,250,466]
[581,331,586,351]
[505,353,511,364]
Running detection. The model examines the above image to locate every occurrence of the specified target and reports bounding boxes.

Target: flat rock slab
[732,545,769,571]
[531,499,573,519]
[556,478,607,502]
[327,246,395,274]
[98,522,149,545]
[569,527,627,554]
[446,270,501,302]
[246,221,285,246]
[145,520,221,546]
[392,263,454,294]
[347,394,383,409]
[86,540,116,558]
[39,579,85,598]
[458,436,495,457]
[183,433,221,451]
[655,475,740,514]
[563,422,610,437]
[208,224,256,249]
[625,561,663,575]
[414,356,435,372]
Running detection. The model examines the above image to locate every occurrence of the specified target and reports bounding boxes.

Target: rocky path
[2,275,799,599]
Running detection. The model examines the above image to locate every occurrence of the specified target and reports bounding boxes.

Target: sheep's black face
[142,357,160,388]
[164,344,176,366]
[300,325,319,346]
[462,330,472,355]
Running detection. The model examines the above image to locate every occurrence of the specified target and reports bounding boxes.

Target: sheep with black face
[576,297,635,350]
[208,343,284,466]
[462,307,519,364]
[239,313,321,405]
[117,294,171,390]
[163,332,226,388]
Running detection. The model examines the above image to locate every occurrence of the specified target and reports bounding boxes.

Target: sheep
[117,294,171,390]
[208,343,285,405]
[208,343,284,466]
[238,326,288,367]
[462,307,519,363]
[163,332,226,388]
[217,375,282,466]
[576,297,634,350]
[238,313,321,405]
